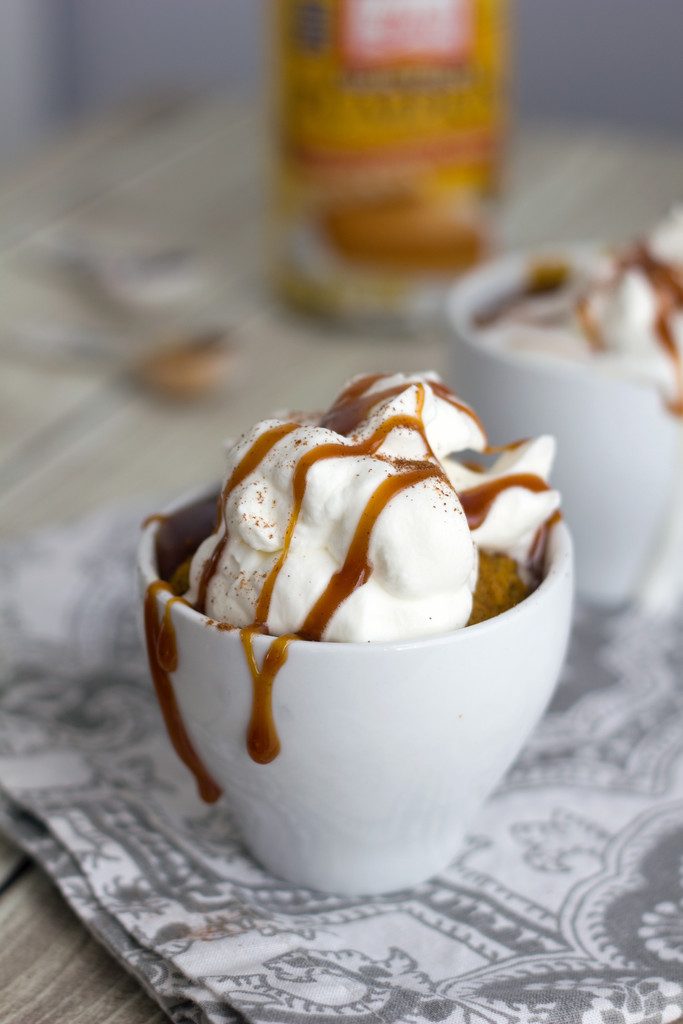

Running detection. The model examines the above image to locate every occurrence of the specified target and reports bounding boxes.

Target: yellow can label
[273,0,508,316]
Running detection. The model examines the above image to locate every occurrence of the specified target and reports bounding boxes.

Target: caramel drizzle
[320,373,486,442]
[146,386,441,778]
[195,422,299,613]
[322,372,384,417]
[299,467,441,641]
[143,581,222,803]
[638,250,683,416]
[483,437,529,456]
[528,509,563,583]
[242,401,456,756]
[459,473,552,531]
[143,422,298,797]
[474,260,571,329]
[254,390,432,627]
[576,293,606,353]
[461,474,560,590]
[580,245,683,415]
[240,629,295,764]
[142,512,167,529]
[243,394,440,763]
[145,378,559,784]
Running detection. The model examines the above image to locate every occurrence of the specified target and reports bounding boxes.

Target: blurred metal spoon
[2,321,236,402]
[27,232,207,310]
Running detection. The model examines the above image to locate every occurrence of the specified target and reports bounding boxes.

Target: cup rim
[138,484,573,654]
[444,242,665,401]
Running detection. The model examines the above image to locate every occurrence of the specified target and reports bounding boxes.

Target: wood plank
[502,122,683,245]
[0,866,166,1024]
[2,111,676,563]
[0,308,443,535]
[0,96,253,254]
[0,101,258,496]
[0,102,265,486]
[0,358,112,475]
[3,120,683,537]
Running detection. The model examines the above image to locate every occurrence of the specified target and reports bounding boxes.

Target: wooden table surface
[0,97,681,1023]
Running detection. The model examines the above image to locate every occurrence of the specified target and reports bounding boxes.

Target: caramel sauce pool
[143,378,558,796]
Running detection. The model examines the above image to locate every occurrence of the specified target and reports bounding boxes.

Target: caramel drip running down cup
[240,629,295,764]
[143,581,222,803]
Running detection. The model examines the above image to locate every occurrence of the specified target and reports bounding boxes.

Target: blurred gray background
[2,0,682,167]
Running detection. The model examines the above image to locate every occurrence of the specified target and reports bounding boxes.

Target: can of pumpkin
[271,0,509,323]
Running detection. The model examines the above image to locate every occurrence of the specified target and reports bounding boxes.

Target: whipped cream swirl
[187,372,560,642]
[478,208,683,413]
[579,208,683,411]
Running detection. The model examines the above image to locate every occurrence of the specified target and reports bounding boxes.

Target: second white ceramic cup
[446,249,680,606]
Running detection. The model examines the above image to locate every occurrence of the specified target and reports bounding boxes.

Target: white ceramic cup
[445,248,680,607]
[138,486,573,895]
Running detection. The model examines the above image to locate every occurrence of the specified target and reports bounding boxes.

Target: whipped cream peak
[586,267,659,356]
[648,206,683,269]
[321,371,487,456]
[444,436,559,564]
[187,372,559,642]
[579,211,683,411]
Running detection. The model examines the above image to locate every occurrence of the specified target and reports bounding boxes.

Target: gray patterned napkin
[0,508,682,1024]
